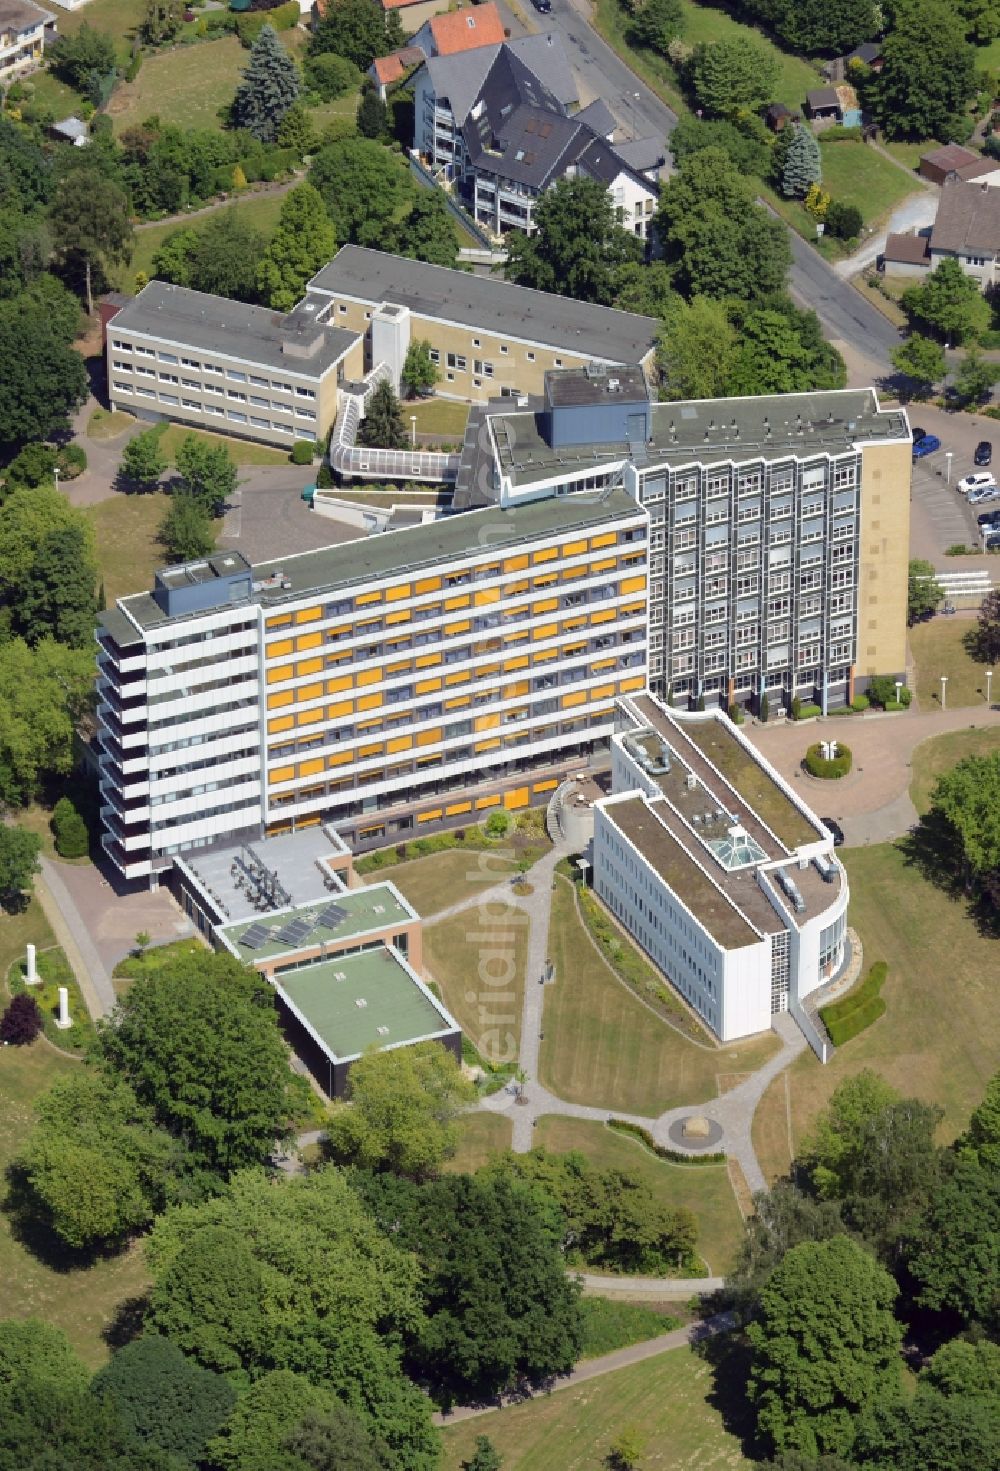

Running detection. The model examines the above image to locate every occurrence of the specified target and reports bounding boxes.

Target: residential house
[881,230,931,276]
[368,44,425,101]
[805,87,842,121]
[0,0,56,81]
[885,179,1000,286]
[918,141,1000,188]
[368,3,505,99]
[413,35,659,238]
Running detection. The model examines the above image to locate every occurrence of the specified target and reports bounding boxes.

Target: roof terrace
[216,882,415,964]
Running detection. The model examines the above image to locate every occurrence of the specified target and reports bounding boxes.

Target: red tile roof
[371,44,424,83]
[430,2,504,53]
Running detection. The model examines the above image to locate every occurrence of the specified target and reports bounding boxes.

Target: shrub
[125,50,142,81]
[790,694,801,720]
[484,809,513,839]
[804,741,853,779]
[820,961,887,1046]
[290,440,314,465]
[865,674,903,708]
[727,702,744,724]
[825,199,864,240]
[794,702,822,720]
[0,992,43,1045]
[305,51,360,101]
[607,1119,727,1166]
[51,796,90,858]
[850,694,869,712]
[57,443,87,479]
[818,123,863,141]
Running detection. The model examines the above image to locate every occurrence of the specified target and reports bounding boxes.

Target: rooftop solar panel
[318,903,347,930]
[277,917,314,946]
[239,923,271,950]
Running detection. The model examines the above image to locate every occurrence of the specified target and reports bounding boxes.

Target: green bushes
[820,961,888,1046]
[850,694,870,711]
[791,697,822,720]
[290,440,314,465]
[866,674,911,709]
[235,1,298,43]
[51,796,89,859]
[804,741,853,779]
[607,1119,727,1166]
[819,124,863,141]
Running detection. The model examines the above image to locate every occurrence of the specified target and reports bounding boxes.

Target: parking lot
[904,404,1000,565]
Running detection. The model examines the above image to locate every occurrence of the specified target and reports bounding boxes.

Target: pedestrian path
[34,856,116,1020]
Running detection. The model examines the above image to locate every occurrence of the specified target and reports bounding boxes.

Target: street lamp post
[53,465,60,492]
[945,451,953,485]
[633,92,641,137]
[895,680,902,708]
[410,415,416,449]
[987,669,993,706]
[940,674,948,711]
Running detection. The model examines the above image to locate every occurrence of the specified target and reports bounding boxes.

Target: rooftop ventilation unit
[334,971,347,981]
[813,854,836,883]
[685,773,697,791]
[377,1025,389,1036]
[776,869,806,914]
[355,997,368,1008]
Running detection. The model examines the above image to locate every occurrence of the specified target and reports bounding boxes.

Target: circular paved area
[667,1116,724,1150]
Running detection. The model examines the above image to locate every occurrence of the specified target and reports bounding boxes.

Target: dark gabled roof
[807,87,841,109]
[883,231,931,266]
[848,41,882,63]
[575,97,616,137]
[931,180,1000,256]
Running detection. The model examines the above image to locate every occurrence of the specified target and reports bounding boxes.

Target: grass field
[406,398,472,437]
[382,848,517,918]
[82,492,170,604]
[155,421,287,466]
[440,1343,753,1470]
[50,0,143,61]
[424,904,530,1062]
[8,949,96,1055]
[87,408,136,442]
[578,1299,680,1359]
[909,616,993,709]
[883,140,937,172]
[0,896,151,1367]
[121,190,289,290]
[817,138,923,226]
[444,1111,514,1173]
[909,727,1000,816]
[107,35,247,135]
[755,839,1000,1184]
[535,1118,746,1277]
[540,883,779,1117]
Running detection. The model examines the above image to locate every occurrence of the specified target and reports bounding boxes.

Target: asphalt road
[539,0,903,371]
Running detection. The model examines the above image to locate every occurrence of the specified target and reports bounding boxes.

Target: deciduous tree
[231,26,301,144]
[976,587,1000,664]
[49,169,133,316]
[174,434,238,512]
[282,1404,393,1470]
[304,52,361,101]
[49,22,116,94]
[906,557,943,623]
[0,826,40,911]
[891,334,945,397]
[257,184,336,312]
[159,494,215,563]
[400,340,438,397]
[657,296,737,400]
[686,37,779,117]
[0,302,88,452]
[0,1319,89,1393]
[953,345,1000,406]
[930,751,1000,886]
[310,0,403,71]
[394,190,458,268]
[0,992,43,1045]
[747,1236,903,1458]
[309,137,412,246]
[902,257,990,344]
[356,85,388,139]
[120,428,168,491]
[725,1180,845,1322]
[91,1335,236,1468]
[0,638,93,806]
[187,209,268,302]
[205,1370,337,1471]
[505,176,642,305]
[873,0,976,140]
[964,1069,1000,1169]
[19,522,98,649]
[626,0,683,54]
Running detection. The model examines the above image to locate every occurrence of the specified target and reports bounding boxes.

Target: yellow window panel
[534,646,558,662]
[356,590,382,606]
[476,792,501,807]
[618,675,645,693]
[356,716,381,732]
[357,692,382,711]
[562,641,587,657]
[508,680,529,698]
[445,619,470,635]
[267,690,293,709]
[474,586,499,607]
[416,754,439,767]
[477,561,500,577]
[416,575,441,594]
[267,664,292,685]
[327,699,353,719]
[562,615,586,632]
[418,808,443,822]
[266,614,292,629]
[387,659,412,675]
[532,546,557,564]
[268,766,293,785]
[591,557,616,573]
[503,654,529,672]
[533,598,559,615]
[357,667,381,687]
[445,593,471,611]
[296,631,322,652]
[533,778,558,793]
[561,566,586,581]
[506,578,530,596]
[327,674,353,694]
[445,670,467,686]
[622,602,645,617]
[475,663,500,679]
[475,739,501,754]
[387,734,413,753]
[592,683,615,700]
[416,726,442,746]
[504,786,529,810]
[416,652,441,668]
[358,743,383,759]
[446,800,472,816]
[592,658,616,672]
[267,822,292,837]
[590,531,616,549]
[619,575,646,595]
[299,681,323,701]
[591,705,614,721]
[591,608,616,624]
[416,677,442,694]
[386,610,410,626]
[562,690,586,708]
[445,694,470,709]
[299,757,325,777]
[532,622,557,641]
[474,712,500,732]
[297,657,323,677]
[269,638,293,657]
[503,553,529,572]
[387,582,411,602]
[268,714,294,734]
[297,707,323,726]
[328,750,352,766]
[327,625,350,640]
[533,573,557,589]
[295,606,321,624]
[562,539,587,557]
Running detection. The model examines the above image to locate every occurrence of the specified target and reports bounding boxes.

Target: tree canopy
[309,138,412,247]
[686,37,779,116]
[901,257,990,344]
[0,638,94,806]
[906,557,943,624]
[505,176,643,306]
[231,26,301,144]
[0,299,88,453]
[310,0,404,71]
[91,1335,236,1467]
[873,0,977,139]
[257,184,336,312]
[0,826,41,912]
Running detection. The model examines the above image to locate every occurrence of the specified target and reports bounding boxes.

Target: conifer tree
[358,379,408,450]
[781,124,822,199]
[231,26,300,144]
[258,184,336,311]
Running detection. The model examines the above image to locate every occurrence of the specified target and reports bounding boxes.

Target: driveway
[833,189,938,279]
[217,468,360,563]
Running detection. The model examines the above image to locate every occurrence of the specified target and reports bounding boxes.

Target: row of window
[110,384,315,437]
[110,341,313,396]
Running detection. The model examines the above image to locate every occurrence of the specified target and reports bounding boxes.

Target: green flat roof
[217,883,414,963]
[679,721,817,851]
[276,946,455,1061]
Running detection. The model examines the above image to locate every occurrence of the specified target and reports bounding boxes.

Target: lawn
[406,398,472,438]
[0,895,151,1368]
[155,421,288,466]
[82,492,170,604]
[976,35,1000,70]
[423,903,530,1063]
[909,616,993,709]
[443,1111,513,1173]
[883,139,937,173]
[578,1298,680,1359]
[540,884,779,1117]
[8,948,96,1055]
[817,138,923,227]
[381,848,516,919]
[754,839,1000,1184]
[908,727,1000,816]
[106,35,248,135]
[439,1343,753,1470]
[122,191,289,291]
[535,1117,746,1277]
[87,408,135,442]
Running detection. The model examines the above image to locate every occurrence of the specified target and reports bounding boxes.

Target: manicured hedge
[820,961,887,1046]
[794,702,822,720]
[607,1118,727,1166]
[804,741,852,779]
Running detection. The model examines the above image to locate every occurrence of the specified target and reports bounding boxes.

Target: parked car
[820,817,845,848]
[977,509,1000,526]
[957,471,997,496]
[968,483,1000,504]
[912,434,941,458]
[984,528,1000,551]
[975,440,993,466]
[531,0,552,11]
